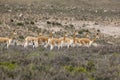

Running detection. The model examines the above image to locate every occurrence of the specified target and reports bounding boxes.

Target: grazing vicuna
[0,30,17,48]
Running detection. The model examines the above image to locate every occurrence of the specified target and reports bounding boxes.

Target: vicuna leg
[6,39,12,48]
[24,41,28,47]
[44,43,49,48]
[6,43,10,48]
[50,44,54,50]
[33,41,39,48]
[57,44,61,50]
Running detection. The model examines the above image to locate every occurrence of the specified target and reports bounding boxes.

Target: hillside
[1,0,120,10]
[0,0,120,80]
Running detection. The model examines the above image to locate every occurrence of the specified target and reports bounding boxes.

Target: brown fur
[0,30,17,48]
[48,37,64,50]
[24,36,38,48]
[77,33,99,46]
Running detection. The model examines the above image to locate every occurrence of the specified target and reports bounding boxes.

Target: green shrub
[64,65,74,72]
[0,61,18,70]
[19,35,24,39]
[86,61,96,72]
[74,67,87,73]
[64,65,87,73]
[78,29,89,34]
[89,76,95,80]
[17,22,24,26]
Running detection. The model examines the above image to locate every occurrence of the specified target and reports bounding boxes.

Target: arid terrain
[0,0,120,80]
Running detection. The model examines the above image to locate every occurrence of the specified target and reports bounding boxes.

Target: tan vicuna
[77,33,99,47]
[47,38,64,50]
[37,32,54,48]
[37,32,52,46]
[0,30,17,48]
[73,32,90,47]
[24,36,38,48]
[24,31,54,48]
[24,31,39,48]
[60,31,78,48]
[71,31,79,47]
[45,32,65,50]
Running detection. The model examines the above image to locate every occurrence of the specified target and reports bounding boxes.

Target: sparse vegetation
[0,61,18,70]
[78,29,90,34]
[19,35,24,39]
[0,21,2,25]
[0,45,120,80]
[16,22,24,26]
[0,0,120,80]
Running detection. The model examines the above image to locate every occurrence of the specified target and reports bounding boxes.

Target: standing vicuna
[37,32,52,47]
[44,31,67,50]
[24,31,54,48]
[73,32,90,47]
[24,36,38,48]
[23,32,40,48]
[55,31,79,48]
[0,29,17,48]
[77,33,100,47]
[47,38,64,50]
[62,31,78,48]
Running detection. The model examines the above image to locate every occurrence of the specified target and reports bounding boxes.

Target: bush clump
[17,22,24,26]
[0,61,18,70]
[64,65,87,73]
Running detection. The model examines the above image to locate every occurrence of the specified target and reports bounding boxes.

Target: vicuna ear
[96,33,99,35]
[85,32,90,37]
[96,33,100,39]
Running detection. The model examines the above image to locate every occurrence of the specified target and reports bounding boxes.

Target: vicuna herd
[0,29,100,50]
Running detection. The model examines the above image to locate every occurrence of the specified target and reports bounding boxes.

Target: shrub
[30,21,35,25]
[17,22,24,26]
[74,67,87,73]
[94,22,99,25]
[19,35,24,39]
[0,61,18,70]
[86,61,96,72]
[64,65,87,73]
[78,29,89,34]
[64,65,74,72]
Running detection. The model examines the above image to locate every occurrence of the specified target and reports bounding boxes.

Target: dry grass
[0,45,120,80]
[0,0,120,80]
[1,0,120,10]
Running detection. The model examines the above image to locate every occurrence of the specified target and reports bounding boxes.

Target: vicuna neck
[49,32,53,38]
[9,32,15,39]
[73,32,77,42]
[63,35,66,40]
